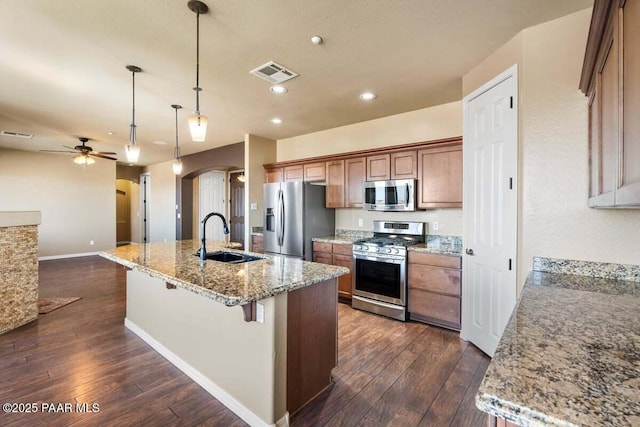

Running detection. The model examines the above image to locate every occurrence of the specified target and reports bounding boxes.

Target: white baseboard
[38,251,99,261]
[125,318,288,427]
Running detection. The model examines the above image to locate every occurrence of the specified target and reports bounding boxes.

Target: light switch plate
[358,218,364,227]
[250,203,258,211]
[432,221,439,231]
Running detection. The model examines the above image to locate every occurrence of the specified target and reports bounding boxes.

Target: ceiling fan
[40,137,118,164]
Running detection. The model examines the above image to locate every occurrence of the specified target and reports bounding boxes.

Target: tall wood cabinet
[580,0,640,207]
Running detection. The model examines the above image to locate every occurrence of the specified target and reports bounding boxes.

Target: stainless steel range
[352,220,425,321]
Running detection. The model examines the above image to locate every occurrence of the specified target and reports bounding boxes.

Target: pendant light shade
[171,104,184,175]
[188,1,209,142]
[125,65,142,163]
[188,113,207,142]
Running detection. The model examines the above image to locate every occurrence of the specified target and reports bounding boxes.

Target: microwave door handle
[405,183,409,208]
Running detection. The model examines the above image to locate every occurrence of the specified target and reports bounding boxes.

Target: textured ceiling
[0,0,592,165]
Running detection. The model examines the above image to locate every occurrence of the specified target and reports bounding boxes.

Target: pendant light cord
[195,10,201,114]
[130,70,136,144]
[174,107,180,159]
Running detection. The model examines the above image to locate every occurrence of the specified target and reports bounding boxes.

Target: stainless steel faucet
[199,212,230,261]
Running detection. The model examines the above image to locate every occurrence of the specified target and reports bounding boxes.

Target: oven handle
[353,254,404,264]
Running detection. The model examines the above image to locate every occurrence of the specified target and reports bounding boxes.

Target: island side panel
[125,269,285,426]
[287,278,338,415]
[0,224,38,334]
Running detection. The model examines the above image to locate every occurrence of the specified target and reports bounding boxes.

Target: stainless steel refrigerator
[263,181,335,260]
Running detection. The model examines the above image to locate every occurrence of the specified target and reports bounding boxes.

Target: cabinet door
[600,18,619,200]
[366,154,390,181]
[618,0,640,205]
[251,235,264,253]
[408,289,460,330]
[304,162,326,182]
[284,165,304,181]
[417,144,462,208]
[390,150,417,179]
[345,157,365,207]
[326,160,345,208]
[332,253,353,301]
[265,168,283,183]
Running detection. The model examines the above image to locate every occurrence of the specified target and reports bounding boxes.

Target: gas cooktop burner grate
[354,236,420,248]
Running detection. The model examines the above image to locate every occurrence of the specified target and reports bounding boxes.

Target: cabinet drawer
[408,265,460,296]
[313,242,333,253]
[332,253,352,266]
[332,243,353,256]
[312,252,332,265]
[408,251,461,269]
[408,289,460,329]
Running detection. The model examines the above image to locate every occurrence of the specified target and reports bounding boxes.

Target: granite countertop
[477,269,640,426]
[408,243,462,256]
[100,240,349,307]
[312,235,361,245]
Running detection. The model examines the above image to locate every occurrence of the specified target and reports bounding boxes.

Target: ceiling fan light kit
[171,104,183,175]
[188,0,209,142]
[125,65,142,163]
[73,154,95,165]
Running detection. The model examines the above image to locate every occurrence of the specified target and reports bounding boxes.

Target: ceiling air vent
[249,61,298,84]
[0,130,34,139]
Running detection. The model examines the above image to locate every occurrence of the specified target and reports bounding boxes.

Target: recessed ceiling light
[107,131,115,135]
[271,118,283,125]
[310,35,323,45]
[359,91,377,101]
[270,85,288,94]
[152,140,168,145]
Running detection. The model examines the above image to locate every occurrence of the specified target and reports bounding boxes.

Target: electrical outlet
[358,218,364,227]
[256,303,265,324]
[250,203,258,211]
[89,240,94,246]
[432,221,439,231]
[163,238,167,242]
[177,213,181,219]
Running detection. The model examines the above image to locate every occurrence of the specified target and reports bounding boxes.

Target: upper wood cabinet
[581,0,640,207]
[265,168,283,183]
[390,150,418,179]
[366,154,390,181]
[283,165,304,181]
[345,157,366,207]
[417,143,462,208]
[303,162,326,182]
[325,160,345,208]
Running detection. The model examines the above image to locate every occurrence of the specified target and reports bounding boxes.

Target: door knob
[465,248,474,255]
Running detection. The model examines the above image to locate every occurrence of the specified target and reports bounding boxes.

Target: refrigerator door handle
[279,190,285,246]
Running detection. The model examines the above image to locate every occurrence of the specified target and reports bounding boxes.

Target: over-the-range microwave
[363,179,416,211]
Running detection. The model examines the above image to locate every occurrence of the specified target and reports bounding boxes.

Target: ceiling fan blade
[39,150,76,153]
[90,153,117,161]
[62,145,79,151]
[92,151,118,155]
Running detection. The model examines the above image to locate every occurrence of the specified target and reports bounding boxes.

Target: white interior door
[461,65,518,357]
[198,171,226,242]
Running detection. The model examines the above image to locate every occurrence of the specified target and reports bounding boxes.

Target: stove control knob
[385,248,392,254]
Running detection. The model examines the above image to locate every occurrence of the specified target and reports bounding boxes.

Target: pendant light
[125,65,142,163]
[187,1,209,142]
[171,104,183,175]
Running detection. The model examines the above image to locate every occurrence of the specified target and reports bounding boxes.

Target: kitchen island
[477,257,640,427]
[101,240,349,427]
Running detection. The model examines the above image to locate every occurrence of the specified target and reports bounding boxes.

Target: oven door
[352,253,405,306]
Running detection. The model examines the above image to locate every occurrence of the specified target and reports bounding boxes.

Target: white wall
[277,102,464,234]
[463,8,640,290]
[0,148,115,257]
[244,134,277,246]
[144,160,177,243]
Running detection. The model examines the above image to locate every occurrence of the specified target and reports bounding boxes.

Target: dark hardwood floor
[0,256,489,426]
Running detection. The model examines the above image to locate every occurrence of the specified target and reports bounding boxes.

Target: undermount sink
[196,251,264,264]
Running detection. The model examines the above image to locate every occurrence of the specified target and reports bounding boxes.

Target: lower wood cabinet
[487,415,518,427]
[407,251,461,330]
[312,241,353,302]
[251,234,263,253]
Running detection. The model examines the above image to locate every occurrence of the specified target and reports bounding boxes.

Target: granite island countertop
[476,263,640,426]
[100,240,349,307]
